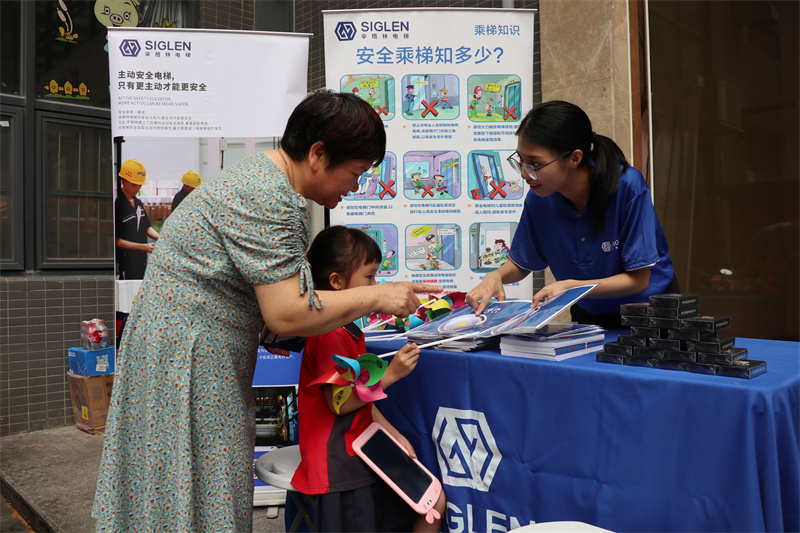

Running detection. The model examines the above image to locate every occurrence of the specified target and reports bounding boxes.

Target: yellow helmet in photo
[119,159,147,185]
[181,170,203,188]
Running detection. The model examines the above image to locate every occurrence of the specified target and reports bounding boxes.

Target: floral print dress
[93,152,316,532]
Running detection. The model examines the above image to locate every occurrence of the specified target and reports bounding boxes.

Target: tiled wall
[199,0,255,30]
[0,275,115,436]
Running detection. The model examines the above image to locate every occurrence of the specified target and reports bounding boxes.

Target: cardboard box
[67,372,114,435]
[68,346,115,376]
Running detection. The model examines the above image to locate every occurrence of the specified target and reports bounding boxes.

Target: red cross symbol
[421,100,439,118]
[379,180,396,199]
[503,106,518,120]
[420,183,435,198]
[376,105,388,116]
[489,180,507,199]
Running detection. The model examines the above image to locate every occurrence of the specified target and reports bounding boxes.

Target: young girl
[292,225,447,532]
[467,100,677,327]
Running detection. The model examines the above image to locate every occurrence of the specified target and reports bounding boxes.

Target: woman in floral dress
[93,90,441,532]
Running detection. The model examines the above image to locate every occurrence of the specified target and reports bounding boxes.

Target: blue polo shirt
[509,165,674,315]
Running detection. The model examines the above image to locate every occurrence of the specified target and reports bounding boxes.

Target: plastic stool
[254,445,314,533]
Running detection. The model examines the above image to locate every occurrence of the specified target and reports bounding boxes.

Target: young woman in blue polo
[466,100,676,328]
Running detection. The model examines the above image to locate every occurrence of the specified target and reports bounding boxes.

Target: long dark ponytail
[516,101,629,231]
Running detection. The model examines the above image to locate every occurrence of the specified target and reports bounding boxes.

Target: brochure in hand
[405,284,598,352]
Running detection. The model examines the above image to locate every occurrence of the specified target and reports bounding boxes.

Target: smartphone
[352,422,442,523]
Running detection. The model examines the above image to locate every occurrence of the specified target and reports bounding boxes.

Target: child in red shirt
[292,225,446,532]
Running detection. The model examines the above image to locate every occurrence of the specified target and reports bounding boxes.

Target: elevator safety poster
[323,8,536,299]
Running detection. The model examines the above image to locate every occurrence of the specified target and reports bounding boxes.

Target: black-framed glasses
[506,151,571,181]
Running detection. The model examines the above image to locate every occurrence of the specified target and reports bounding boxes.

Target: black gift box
[604,342,633,356]
[686,336,735,353]
[621,314,653,327]
[596,352,625,364]
[649,293,700,308]
[683,362,717,375]
[617,334,648,347]
[650,317,681,329]
[630,326,663,339]
[716,359,767,379]
[647,306,700,319]
[634,346,666,359]
[680,315,731,332]
[623,355,655,368]
[661,349,697,362]
[654,359,686,371]
[648,337,682,351]
[620,302,650,316]
[667,329,716,341]
[697,347,748,365]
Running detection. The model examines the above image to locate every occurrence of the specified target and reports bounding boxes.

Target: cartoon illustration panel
[466,74,521,122]
[405,224,462,271]
[403,150,461,200]
[346,152,397,201]
[400,74,459,120]
[467,150,525,201]
[340,75,396,120]
[347,223,400,277]
[469,222,518,273]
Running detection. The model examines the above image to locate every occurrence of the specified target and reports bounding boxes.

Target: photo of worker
[468,221,518,273]
[406,223,462,271]
[467,150,525,201]
[466,74,522,122]
[346,152,397,201]
[403,150,461,200]
[346,223,400,277]
[115,159,159,280]
[400,74,459,119]
[340,74,395,120]
[171,170,203,211]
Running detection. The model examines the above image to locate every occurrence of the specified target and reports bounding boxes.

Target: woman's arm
[146,226,160,240]
[255,273,442,337]
[466,259,531,314]
[115,237,155,253]
[532,267,651,307]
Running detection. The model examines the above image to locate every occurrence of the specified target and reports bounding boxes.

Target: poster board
[323,8,536,299]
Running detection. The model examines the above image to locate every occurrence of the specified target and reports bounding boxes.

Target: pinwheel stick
[376,330,483,359]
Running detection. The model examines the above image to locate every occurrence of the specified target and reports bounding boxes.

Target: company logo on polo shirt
[601,239,619,252]
[119,39,141,57]
[334,21,357,41]
[432,407,501,492]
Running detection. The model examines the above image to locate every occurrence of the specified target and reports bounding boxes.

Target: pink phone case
[353,422,442,524]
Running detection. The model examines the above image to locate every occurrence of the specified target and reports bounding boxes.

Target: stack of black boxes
[596,294,767,378]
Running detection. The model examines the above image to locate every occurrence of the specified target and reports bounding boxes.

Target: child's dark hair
[516,100,630,231]
[281,89,386,169]
[307,226,383,290]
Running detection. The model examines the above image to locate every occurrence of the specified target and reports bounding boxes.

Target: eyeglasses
[506,151,571,181]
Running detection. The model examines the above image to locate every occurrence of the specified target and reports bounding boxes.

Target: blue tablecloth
[368,334,800,532]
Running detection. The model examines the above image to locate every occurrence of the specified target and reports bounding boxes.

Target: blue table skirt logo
[334,21,357,41]
[119,39,141,57]
[433,407,502,491]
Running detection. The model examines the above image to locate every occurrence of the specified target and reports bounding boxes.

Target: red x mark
[376,105,388,116]
[420,183,435,198]
[489,180,507,199]
[503,106,518,120]
[421,100,439,118]
[379,180,396,199]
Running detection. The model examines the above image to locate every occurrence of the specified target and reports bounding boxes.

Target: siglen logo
[334,21,357,41]
[119,39,141,57]
[432,407,502,492]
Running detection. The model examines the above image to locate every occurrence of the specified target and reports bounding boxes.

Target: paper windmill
[363,291,470,332]
[309,353,388,413]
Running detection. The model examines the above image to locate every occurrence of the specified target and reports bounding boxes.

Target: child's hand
[394,432,417,459]
[388,342,420,382]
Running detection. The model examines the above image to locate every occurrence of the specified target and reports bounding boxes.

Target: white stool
[509,521,615,532]
[254,445,314,532]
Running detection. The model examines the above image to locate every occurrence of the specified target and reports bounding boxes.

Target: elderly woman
[93,90,440,532]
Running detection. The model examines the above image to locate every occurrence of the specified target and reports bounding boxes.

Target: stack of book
[500,323,605,361]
